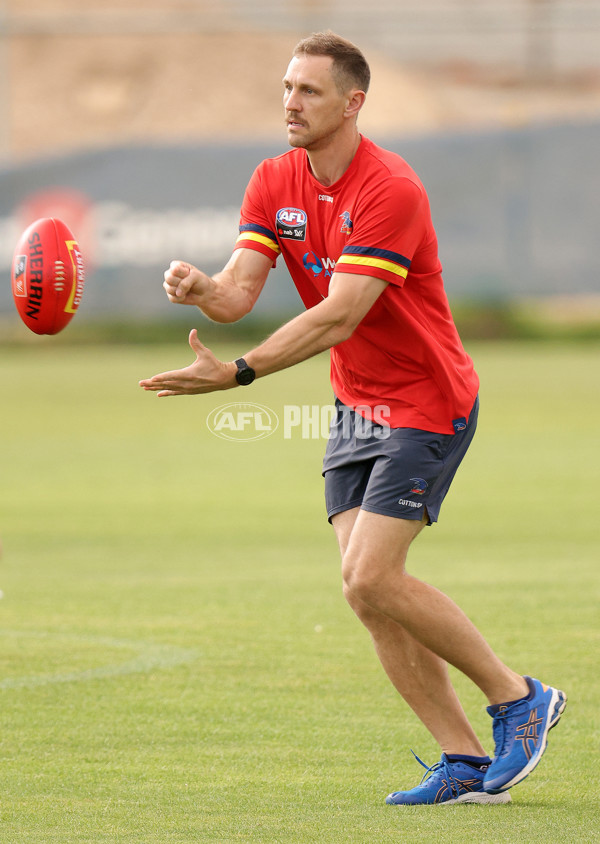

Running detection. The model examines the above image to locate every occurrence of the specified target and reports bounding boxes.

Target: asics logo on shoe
[515,708,545,760]
[434,777,480,803]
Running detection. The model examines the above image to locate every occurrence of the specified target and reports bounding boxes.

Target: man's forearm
[165,252,271,324]
[194,272,257,324]
[140,270,386,397]
[241,299,353,378]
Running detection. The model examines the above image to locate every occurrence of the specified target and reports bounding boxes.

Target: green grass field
[1,338,598,843]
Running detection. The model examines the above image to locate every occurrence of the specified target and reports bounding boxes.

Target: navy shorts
[323,397,479,524]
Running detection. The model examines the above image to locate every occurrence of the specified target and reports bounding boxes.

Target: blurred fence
[1,120,599,324]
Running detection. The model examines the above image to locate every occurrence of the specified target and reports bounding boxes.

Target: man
[140,31,566,806]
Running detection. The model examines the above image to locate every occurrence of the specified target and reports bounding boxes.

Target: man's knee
[342,565,386,631]
[339,510,425,610]
[342,550,389,611]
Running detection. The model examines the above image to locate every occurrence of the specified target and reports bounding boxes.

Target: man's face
[283,54,351,151]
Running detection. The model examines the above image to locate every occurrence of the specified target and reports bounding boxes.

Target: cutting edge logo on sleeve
[276,207,307,241]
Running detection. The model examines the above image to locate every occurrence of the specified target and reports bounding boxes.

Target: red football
[11,217,85,335]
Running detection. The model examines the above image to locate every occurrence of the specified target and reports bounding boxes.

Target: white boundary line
[0,629,198,690]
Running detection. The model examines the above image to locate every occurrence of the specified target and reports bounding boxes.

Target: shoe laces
[411,750,463,799]
[491,701,527,758]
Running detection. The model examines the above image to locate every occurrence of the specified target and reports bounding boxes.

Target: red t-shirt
[235,136,479,434]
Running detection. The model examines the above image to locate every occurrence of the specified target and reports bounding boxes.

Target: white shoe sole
[387,790,512,805]
[445,790,512,805]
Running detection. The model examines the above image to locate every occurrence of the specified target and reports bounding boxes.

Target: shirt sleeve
[334,176,425,286]
[235,163,281,264]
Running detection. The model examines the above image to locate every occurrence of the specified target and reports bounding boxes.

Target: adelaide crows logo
[410,478,428,495]
[339,211,353,234]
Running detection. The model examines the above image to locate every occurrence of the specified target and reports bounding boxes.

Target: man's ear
[344,89,366,119]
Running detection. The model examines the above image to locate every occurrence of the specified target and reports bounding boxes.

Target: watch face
[236,368,255,386]
[235,359,256,385]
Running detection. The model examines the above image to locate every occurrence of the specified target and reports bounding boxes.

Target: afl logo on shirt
[276,207,307,241]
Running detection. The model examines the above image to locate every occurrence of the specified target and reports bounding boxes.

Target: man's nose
[285,89,301,112]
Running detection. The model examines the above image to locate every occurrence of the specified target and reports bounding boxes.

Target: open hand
[139,329,237,396]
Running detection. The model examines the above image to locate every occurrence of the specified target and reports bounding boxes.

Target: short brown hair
[293,31,371,94]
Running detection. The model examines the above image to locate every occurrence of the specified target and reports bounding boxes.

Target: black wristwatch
[234,357,256,386]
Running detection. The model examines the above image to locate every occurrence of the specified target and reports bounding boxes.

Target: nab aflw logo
[276,207,307,241]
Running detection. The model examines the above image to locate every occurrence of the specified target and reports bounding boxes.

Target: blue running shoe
[484,676,567,794]
[386,752,511,805]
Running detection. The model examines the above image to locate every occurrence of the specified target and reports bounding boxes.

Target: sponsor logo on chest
[303,252,336,277]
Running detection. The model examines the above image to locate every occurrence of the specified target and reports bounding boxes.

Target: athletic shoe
[483,676,567,794]
[385,752,511,805]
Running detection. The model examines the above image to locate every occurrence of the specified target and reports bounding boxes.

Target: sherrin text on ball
[11,217,85,335]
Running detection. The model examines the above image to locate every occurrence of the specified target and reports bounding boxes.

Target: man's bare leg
[332,507,527,754]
